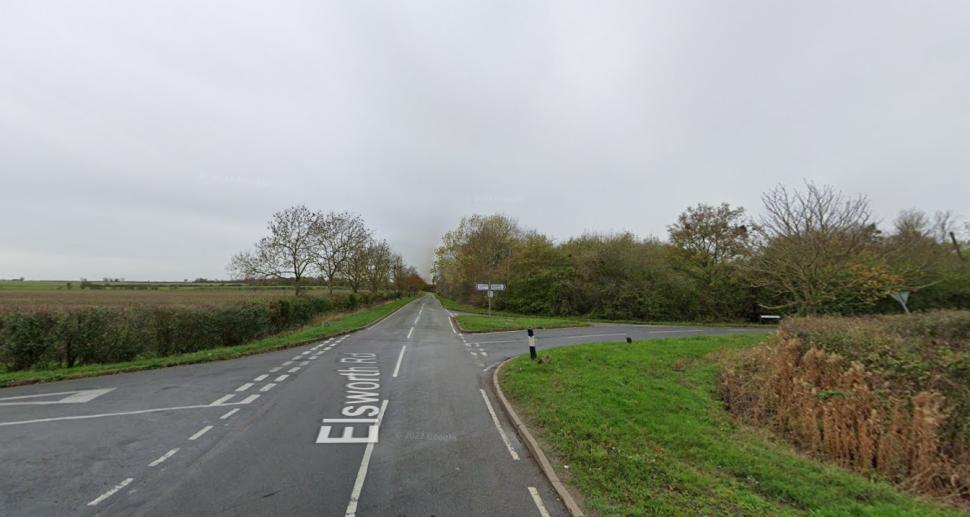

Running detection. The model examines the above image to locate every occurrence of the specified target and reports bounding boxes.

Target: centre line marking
[149,448,180,467]
[235,383,254,392]
[259,383,277,392]
[275,374,289,382]
[189,425,213,441]
[407,327,414,340]
[344,400,389,517]
[392,346,407,378]
[480,389,519,460]
[220,408,240,419]
[87,478,133,506]
[528,487,551,517]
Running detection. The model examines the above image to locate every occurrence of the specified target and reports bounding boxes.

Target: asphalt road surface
[0,295,766,516]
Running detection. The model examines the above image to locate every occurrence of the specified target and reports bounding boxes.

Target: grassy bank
[435,294,759,329]
[455,314,589,332]
[0,296,414,387]
[499,335,959,516]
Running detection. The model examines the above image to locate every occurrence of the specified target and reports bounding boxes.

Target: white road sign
[476,283,490,291]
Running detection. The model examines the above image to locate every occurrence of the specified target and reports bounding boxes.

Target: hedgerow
[0,292,399,371]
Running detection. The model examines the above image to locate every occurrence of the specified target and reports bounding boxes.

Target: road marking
[407,327,414,339]
[0,401,256,427]
[480,351,488,356]
[149,448,180,467]
[480,389,519,460]
[259,383,277,392]
[87,478,133,506]
[300,351,310,355]
[269,367,282,373]
[189,425,213,441]
[209,394,234,406]
[253,374,268,382]
[275,374,289,382]
[345,400,389,517]
[392,346,407,378]
[528,487,551,517]
[292,356,303,360]
[288,367,301,373]
[448,318,457,334]
[0,388,115,406]
[283,361,294,366]
[220,408,240,420]
[300,361,310,366]
[235,383,254,392]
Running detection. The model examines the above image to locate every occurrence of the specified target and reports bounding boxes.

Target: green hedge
[0,292,400,371]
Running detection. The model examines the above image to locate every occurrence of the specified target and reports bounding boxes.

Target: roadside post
[528,328,537,360]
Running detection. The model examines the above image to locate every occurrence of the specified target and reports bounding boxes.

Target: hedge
[0,292,399,371]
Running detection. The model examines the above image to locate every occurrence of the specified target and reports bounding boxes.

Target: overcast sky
[2,1,968,281]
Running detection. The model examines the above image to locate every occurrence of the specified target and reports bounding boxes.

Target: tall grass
[720,310,970,507]
[0,291,399,371]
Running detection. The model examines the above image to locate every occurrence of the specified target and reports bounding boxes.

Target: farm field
[0,284,352,309]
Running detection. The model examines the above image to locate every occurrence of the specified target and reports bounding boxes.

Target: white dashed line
[209,394,234,406]
[253,374,268,382]
[235,383,254,392]
[291,356,302,360]
[282,361,294,366]
[149,448,180,467]
[299,361,309,366]
[528,487,551,517]
[288,367,301,373]
[269,367,282,373]
[87,478,133,506]
[220,408,240,420]
[448,318,457,334]
[189,425,213,441]
[393,346,407,378]
[259,383,277,393]
[275,374,289,382]
[407,327,414,339]
[479,389,519,460]
[239,394,260,404]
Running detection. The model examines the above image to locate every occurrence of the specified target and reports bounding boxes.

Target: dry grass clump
[720,311,970,507]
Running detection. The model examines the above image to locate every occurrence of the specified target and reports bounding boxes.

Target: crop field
[0,283,351,310]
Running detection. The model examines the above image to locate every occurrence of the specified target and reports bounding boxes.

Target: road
[0,295,765,516]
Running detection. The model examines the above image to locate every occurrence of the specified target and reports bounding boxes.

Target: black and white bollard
[528,328,537,360]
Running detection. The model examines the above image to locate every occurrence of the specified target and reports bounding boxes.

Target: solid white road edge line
[344,399,389,517]
[220,408,240,419]
[528,487,552,517]
[87,477,133,506]
[189,425,213,441]
[392,346,407,378]
[479,389,520,460]
[149,448,180,467]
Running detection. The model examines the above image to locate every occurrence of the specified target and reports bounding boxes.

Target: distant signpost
[476,283,505,315]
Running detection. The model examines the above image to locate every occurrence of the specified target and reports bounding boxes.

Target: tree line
[229,205,427,295]
[434,182,970,321]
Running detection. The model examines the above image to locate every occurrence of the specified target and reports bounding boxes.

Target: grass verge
[455,314,589,333]
[499,334,961,516]
[0,296,415,387]
[434,293,763,329]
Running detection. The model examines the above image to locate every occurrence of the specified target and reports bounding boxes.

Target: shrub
[720,310,970,506]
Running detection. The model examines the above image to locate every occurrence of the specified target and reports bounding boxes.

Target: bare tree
[749,182,897,314]
[228,205,318,295]
[365,239,394,292]
[345,236,374,293]
[313,211,371,294]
